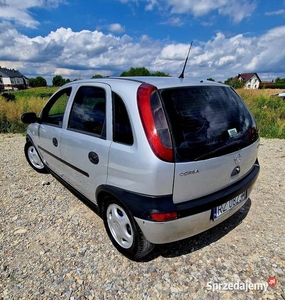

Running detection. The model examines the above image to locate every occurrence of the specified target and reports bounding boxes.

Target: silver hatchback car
[21,77,260,260]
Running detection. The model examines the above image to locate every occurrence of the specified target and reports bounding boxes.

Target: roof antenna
[178,41,193,79]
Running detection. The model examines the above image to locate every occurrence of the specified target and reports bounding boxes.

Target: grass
[236,89,285,139]
[1,87,285,139]
[0,87,57,133]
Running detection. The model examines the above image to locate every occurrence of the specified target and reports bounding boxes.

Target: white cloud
[218,0,257,23]
[142,0,256,23]
[265,9,285,16]
[245,26,285,72]
[0,0,67,28]
[108,23,125,34]
[145,0,158,11]
[1,20,285,84]
[166,16,184,26]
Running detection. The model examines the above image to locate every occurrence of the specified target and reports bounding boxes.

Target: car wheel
[103,197,154,260]
[24,141,48,173]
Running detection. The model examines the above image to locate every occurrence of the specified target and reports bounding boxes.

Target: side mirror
[21,112,39,124]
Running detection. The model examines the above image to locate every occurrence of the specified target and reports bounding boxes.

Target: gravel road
[0,134,284,300]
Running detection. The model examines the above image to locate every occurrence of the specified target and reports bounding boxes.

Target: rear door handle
[52,137,58,147]
[88,152,99,164]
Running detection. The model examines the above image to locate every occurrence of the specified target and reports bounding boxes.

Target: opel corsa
[21,77,260,260]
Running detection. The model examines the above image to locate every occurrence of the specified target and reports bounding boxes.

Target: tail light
[150,211,178,222]
[247,126,259,143]
[137,83,173,162]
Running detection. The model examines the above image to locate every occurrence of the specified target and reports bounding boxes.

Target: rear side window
[160,86,258,162]
[68,86,106,137]
[113,92,133,145]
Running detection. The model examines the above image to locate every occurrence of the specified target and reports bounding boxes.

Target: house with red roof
[233,73,261,89]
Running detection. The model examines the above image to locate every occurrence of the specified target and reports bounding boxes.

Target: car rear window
[159,86,258,162]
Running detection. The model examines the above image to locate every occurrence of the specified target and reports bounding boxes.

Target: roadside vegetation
[236,89,285,139]
[0,87,57,133]
[0,84,285,139]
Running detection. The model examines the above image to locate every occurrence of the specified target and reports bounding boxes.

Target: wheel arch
[25,134,39,149]
[96,186,126,218]
[96,184,175,221]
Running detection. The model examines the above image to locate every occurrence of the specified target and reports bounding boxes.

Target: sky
[0,0,285,85]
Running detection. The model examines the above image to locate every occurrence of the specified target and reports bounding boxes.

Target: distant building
[0,67,29,91]
[233,73,261,89]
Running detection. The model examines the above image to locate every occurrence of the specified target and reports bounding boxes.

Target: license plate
[213,191,247,220]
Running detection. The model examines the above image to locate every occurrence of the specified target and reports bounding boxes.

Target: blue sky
[0,0,285,85]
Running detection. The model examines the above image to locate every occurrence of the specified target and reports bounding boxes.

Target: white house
[0,67,29,90]
[233,73,261,89]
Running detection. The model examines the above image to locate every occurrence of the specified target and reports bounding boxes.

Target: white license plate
[213,191,247,220]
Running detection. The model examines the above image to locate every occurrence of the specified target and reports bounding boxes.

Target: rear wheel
[24,141,47,173]
[103,197,154,260]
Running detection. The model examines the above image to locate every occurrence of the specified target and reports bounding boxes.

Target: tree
[120,67,151,77]
[52,75,70,87]
[224,77,233,85]
[28,78,37,87]
[92,74,103,78]
[207,78,215,82]
[52,75,63,87]
[275,77,285,84]
[224,77,245,89]
[151,71,170,77]
[35,76,47,87]
[120,67,171,77]
[28,76,47,87]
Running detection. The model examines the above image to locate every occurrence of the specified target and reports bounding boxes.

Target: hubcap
[28,146,44,169]
[106,204,134,249]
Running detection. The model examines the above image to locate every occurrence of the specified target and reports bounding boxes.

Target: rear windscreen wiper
[194,140,243,161]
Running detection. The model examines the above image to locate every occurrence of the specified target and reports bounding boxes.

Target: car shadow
[54,172,252,262]
[139,198,252,262]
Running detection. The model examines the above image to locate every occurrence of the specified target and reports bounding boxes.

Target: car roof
[64,77,227,90]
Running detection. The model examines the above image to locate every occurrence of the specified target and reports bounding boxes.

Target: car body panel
[37,124,63,175]
[60,130,111,202]
[172,141,259,203]
[108,141,174,195]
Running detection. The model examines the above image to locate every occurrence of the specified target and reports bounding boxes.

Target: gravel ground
[0,134,284,300]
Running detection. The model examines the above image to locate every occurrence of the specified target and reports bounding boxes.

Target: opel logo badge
[234,153,241,164]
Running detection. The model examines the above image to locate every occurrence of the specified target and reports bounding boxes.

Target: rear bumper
[135,193,249,244]
[98,160,259,244]
[136,161,259,244]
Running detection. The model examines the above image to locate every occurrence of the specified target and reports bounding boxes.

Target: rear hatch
[159,84,259,204]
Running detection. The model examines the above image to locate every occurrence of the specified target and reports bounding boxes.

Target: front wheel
[24,141,48,173]
[103,197,154,260]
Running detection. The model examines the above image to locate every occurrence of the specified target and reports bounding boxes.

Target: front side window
[160,86,258,161]
[41,87,71,127]
[68,86,106,137]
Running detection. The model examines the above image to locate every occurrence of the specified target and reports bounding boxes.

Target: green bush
[0,112,11,132]
[2,93,16,102]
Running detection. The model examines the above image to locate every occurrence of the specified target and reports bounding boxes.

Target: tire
[24,141,48,174]
[102,197,154,260]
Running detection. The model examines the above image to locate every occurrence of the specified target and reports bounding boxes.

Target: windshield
[159,86,258,162]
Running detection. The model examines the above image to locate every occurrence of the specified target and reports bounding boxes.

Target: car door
[37,86,72,176]
[59,84,112,202]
